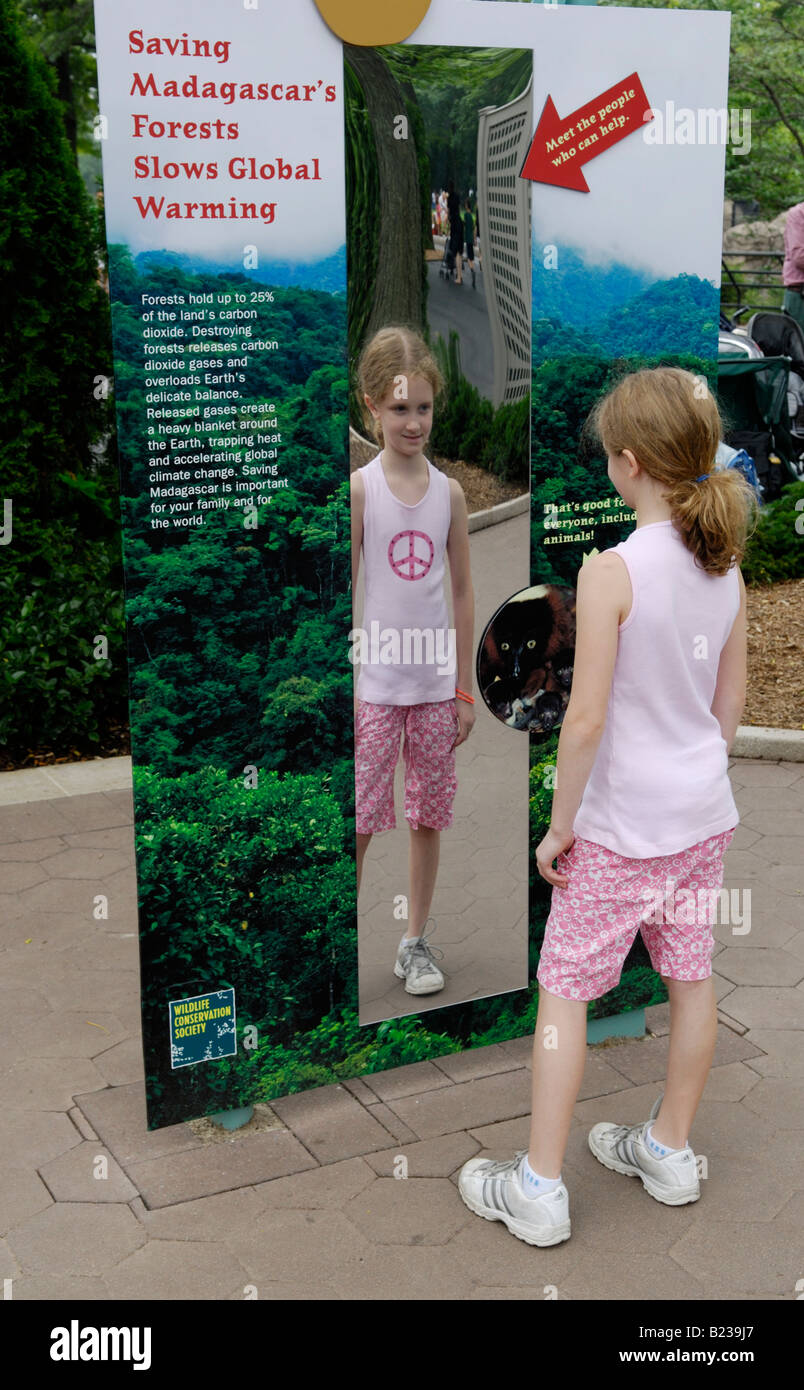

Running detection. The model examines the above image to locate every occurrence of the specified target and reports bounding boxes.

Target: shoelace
[608,1121,646,1145]
[407,920,446,975]
[478,1150,527,1177]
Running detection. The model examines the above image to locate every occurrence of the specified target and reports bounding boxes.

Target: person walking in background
[461,197,477,288]
[782,199,804,331]
[459,367,757,1245]
[438,188,448,237]
[447,180,463,284]
[351,327,475,996]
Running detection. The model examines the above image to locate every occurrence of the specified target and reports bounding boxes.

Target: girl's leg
[652,975,717,1149]
[355,832,372,894]
[528,986,588,1178]
[407,824,440,937]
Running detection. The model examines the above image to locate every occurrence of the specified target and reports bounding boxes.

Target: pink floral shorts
[354,699,459,834]
[537,828,736,1002]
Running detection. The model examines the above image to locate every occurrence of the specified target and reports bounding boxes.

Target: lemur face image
[477,586,576,735]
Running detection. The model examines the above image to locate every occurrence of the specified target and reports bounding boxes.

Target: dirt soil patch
[743,577,803,729]
[350,429,525,511]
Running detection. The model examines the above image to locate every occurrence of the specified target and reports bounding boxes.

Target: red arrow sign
[520,72,654,192]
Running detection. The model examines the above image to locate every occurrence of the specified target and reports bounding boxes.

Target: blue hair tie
[695,473,711,482]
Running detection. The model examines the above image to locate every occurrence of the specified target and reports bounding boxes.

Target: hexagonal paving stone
[344,1176,468,1245]
[9,1012,128,1060]
[742,1030,804,1078]
[386,1068,534,1141]
[729,761,799,786]
[713,986,804,1032]
[684,1098,781,1161]
[713,882,801,949]
[728,825,762,850]
[128,1188,266,1242]
[7,1273,109,1300]
[336,1240,479,1300]
[747,836,804,867]
[363,1133,481,1179]
[0,863,48,894]
[32,967,139,1016]
[39,1142,139,1202]
[104,1239,249,1300]
[92,1038,145,1087]
[19,878,113,915]
[463,871,519,901]
[739,1076,804,1129]
[563,1250,707,1300]
[62,827,135,851]
[0,837,66,862]
[0,1058,108,1110]
[668,1218,800,1296]
[741,809,804,838]
[2,1110,83,1170]
[734,785,801,812]
[719,850,767,879]
[0,1238,20,1279]
[714,947,804,987]
[71,1082,200,1166]
[0,1167,53,1236]
[39,848,131,879]
[224,1209,371,1284]
[764,862,804,897]
[445,1206,577,1287]
[361,1060,453,1104]
[6,1202,145,1276]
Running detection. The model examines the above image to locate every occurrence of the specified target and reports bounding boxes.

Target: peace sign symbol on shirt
[388,529,434,581]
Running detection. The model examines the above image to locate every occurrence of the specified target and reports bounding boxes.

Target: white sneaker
[588,1094,701,1206]
[393,920,445,995]
[458,1151,571,1246]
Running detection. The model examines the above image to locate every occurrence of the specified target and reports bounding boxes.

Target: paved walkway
[1,753,802,1299]
[427,234,493,400]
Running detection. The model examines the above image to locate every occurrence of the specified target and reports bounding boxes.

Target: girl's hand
[452,698,475,748]
[536,828,575,889]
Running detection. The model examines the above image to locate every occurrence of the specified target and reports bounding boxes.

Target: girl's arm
[350,471,364,713]
[446,478,475,745]
[350,470,364,602]
[710,568,747,754]
[541,553,627,879]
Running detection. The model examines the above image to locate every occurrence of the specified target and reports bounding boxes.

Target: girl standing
[459,366,758,1245]
[351,327,475,996]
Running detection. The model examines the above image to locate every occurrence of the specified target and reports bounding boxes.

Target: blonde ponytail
[590,367,760,575]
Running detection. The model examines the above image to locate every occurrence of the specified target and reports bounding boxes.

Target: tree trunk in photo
[344,44,423,341]
[55,51,77,155]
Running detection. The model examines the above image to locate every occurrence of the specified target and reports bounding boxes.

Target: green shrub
[742,480,804,585]
[587,967,667,1019]
[429,331,528,485]
[482,397,530,486]
[203,1006,462,1109]
[0,543,125,750]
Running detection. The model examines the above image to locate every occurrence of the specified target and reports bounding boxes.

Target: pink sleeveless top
[573,520,741,858]
[356,452,455,705]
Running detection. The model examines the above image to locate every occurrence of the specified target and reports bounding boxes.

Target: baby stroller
[438,236,457,282]
[717,307,804,502]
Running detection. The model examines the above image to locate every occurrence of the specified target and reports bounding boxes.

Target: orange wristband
[455,688,474,704]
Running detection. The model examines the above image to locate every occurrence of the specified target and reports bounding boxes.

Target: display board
[93,0,730,1128]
